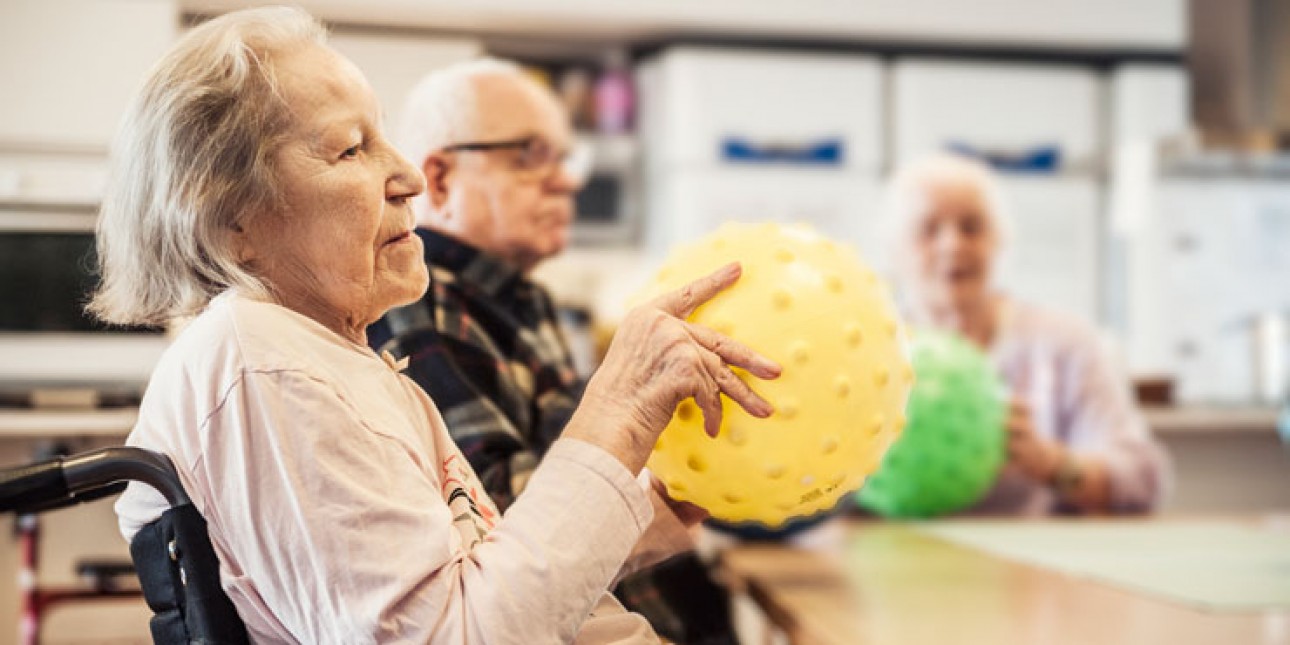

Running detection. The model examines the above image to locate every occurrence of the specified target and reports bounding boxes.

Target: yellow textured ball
[638,222,914,527]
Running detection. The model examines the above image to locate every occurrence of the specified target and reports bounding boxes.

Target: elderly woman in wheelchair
[12,6,783,643]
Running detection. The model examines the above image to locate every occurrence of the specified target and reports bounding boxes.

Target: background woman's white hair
[89,6,326,326]
[881,152,1014,286]
[395,58,527,220]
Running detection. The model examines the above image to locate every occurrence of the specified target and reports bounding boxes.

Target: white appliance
[1129,178,1290,403]
[638,47,885,261]
[0,170,167,403]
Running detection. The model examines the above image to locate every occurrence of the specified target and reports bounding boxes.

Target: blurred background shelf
[1143,405,1280,436]
[0,408,137,438]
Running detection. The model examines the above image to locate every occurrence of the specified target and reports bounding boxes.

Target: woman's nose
[931,226,962,254]
[387,147,426,201]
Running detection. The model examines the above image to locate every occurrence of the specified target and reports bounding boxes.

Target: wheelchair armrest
[0,447,190,516]
[0,457,69,514]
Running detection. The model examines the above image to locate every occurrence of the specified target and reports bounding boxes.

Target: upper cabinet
[0,0,180,152]
[641,47,884,171]
[891,60,1103,172]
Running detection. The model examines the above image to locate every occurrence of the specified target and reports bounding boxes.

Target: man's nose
[545,164,582,194]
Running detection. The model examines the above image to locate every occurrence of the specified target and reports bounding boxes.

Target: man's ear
[423,153,453,212]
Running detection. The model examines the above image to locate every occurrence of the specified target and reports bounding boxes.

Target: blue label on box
[721,137,845,166]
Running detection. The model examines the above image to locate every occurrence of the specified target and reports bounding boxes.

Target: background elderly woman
[884,153,1170,515]
[91,7,779,643]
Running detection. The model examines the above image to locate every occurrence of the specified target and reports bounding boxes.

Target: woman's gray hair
[89,6,326,326]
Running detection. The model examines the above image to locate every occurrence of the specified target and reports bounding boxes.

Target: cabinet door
[995,176,1102,323]
[646,167,883,260]
[891,59,1102,171]
[645,47,884,171]
[0,0,179,150]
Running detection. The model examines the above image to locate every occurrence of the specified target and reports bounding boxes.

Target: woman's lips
[383,230,412,246]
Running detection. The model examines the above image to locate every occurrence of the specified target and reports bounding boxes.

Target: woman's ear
[423,153,453,213]
[229,221,258,266]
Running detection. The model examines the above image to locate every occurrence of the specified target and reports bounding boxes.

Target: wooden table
[721,518,1290,645]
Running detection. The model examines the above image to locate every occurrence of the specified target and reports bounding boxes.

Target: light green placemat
[916,520,1290,611]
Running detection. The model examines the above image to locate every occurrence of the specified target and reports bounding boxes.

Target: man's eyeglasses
[440,136,593,186]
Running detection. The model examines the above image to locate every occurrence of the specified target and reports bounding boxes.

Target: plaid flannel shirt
[369,228,582,512]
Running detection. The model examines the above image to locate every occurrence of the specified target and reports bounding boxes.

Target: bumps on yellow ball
[639,222,913,527]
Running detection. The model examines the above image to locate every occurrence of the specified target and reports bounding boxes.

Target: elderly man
[369,59,584,509]
[370,60,738,644]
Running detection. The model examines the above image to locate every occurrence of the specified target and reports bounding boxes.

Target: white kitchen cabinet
[891,59,1103,171]
[647,167,884,260]
[994,176,1102,324]
[644,47,884,171]
[639,47,885,257]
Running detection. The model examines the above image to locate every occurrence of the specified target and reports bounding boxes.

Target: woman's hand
[1005,398,1063,483]
[564,262,782,475]
[649,473,708,528]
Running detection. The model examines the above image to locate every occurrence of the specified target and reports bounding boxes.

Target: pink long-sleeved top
[971,297,1172,515]
[116,291,688,643]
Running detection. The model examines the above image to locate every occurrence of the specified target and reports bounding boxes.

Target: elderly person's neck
[917,292,1000,349]
[275,286,380,347]
[418,212,542,275]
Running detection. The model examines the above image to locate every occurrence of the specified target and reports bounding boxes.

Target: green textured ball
[855,331,1007,517]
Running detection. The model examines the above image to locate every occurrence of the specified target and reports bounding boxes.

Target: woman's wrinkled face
[908,178,1001,313]
[240,45,428,341]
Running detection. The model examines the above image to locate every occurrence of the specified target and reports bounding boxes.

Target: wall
[184,0,1185,50]
[0,0,179,152]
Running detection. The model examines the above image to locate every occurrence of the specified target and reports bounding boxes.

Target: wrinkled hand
[565,262,782,474]
[1005,398,1063,483]
[650,473,708,528]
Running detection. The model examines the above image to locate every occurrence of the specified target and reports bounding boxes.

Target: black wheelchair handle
[64,447,191,507]
[0,458,69,514]
[0,447,190,515]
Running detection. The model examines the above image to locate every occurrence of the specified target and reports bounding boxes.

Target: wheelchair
[0,447,249,644]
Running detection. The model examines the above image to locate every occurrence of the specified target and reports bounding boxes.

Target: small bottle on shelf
[594,50,634,135]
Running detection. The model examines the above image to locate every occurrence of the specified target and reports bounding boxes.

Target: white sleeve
[197,369,652,644]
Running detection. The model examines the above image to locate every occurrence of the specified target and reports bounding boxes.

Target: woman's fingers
[698,346,774,420]
[693,380,724,438]
[652,262,741,318]
[685,323,781,380]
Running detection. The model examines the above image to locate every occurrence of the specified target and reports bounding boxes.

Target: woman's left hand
[1005,398,1064,483]
[649,473,708,528]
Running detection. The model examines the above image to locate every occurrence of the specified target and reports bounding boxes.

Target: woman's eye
[340,144,361,160]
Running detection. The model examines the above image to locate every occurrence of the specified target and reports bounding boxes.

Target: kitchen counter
[1142,405,1280,436]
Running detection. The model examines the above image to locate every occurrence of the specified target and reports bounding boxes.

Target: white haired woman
[884,153,1170,515]
[95,7,780,643]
